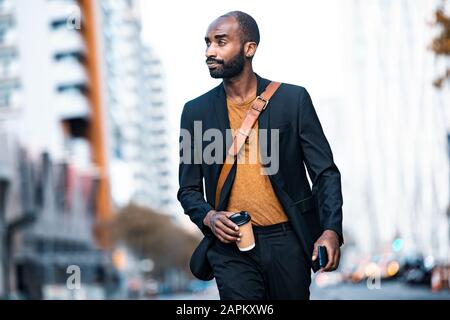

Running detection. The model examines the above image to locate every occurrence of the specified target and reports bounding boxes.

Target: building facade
[0,0,115,298]
[96,0,174,215]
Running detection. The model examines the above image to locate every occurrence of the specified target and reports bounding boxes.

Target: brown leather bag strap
[214,81,282,208]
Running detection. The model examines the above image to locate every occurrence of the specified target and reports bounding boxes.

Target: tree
[108,203,201,278]
[430,1,450,88]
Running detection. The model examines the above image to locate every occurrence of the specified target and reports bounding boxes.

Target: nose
[205,44,216,60]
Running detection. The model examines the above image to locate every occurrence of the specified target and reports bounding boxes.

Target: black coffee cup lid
[229,211,251,226]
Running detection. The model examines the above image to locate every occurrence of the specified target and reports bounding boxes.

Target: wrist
[203,210,216,228]
[323,229,337,235]
[323,229,339,241]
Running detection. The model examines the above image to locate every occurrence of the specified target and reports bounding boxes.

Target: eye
[218,40,226,46]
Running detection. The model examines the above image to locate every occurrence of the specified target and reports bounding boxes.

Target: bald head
[218,11,260,46]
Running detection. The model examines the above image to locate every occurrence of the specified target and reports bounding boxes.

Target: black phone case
[312,246,328,272]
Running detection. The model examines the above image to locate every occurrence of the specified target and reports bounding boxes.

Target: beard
[207,46,246,79]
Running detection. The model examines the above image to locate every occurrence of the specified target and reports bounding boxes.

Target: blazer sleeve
[298,88,344,245]
[177,103,214,235]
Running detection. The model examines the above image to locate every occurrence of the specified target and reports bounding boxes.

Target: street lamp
[0,177,10,298]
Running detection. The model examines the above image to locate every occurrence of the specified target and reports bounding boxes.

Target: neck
[223,66,257,104]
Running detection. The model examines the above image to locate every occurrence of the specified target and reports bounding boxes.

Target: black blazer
[178,73,344,259]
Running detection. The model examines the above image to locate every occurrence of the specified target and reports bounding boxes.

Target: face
[204,16,253,79]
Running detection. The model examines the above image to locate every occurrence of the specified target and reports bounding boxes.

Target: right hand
[203,210,242,244]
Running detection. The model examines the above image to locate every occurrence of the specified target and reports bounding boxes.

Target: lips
[206,60,222,69]
[207,63,219,69]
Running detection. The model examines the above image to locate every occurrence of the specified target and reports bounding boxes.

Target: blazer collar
[215,73,271,99]
[213,73,272,151]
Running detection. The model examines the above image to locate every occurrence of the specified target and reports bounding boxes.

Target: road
[310,282,450,300]
[156,281,450,300]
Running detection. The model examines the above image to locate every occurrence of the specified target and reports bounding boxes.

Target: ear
[244,42,257,58]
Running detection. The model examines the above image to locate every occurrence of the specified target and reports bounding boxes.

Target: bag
[189,81,282,280]
[189,234,215,280]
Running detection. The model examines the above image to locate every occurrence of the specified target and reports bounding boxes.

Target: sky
[139,0,347,124]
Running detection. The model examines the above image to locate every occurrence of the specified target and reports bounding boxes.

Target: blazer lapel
[255,75,285,190]
[256,74,271,164]
[213,83,232,163]
[212,83,231,209]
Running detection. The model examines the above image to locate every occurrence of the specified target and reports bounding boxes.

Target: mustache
[206,58,224,64]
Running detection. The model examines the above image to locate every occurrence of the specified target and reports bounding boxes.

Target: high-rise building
[0,0,115,298]
[0,0,111,220]
[134,46,173,212]
[0,0,190,298]
[0,0,20,115]
[95,0,175,216]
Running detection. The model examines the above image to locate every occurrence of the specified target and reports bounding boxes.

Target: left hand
[312,229,341,272]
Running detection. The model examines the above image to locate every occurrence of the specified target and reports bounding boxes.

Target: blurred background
[0,0,449,300]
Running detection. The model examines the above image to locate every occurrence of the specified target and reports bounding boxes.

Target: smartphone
[312,246,329,272]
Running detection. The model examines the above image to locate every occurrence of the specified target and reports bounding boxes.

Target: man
[178,11,343,300]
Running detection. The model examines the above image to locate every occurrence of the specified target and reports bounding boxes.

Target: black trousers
[207,221,311,300]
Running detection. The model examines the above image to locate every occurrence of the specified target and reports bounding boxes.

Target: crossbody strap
[215,81,282,208]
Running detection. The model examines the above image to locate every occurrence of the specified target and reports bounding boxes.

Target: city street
[310,282,450,300]
[156,281,450,300]
[0,0,449,301]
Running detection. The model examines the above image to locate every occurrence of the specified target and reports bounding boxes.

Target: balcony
[50,28,86,55]
[0,88,21,110]
[0,0,15,16]
[0,41,16,56]
[0,24,16,47]
[47,0,79,25]
[55,90,90,120]
[53,56,88,87]
[0,59,19,81]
